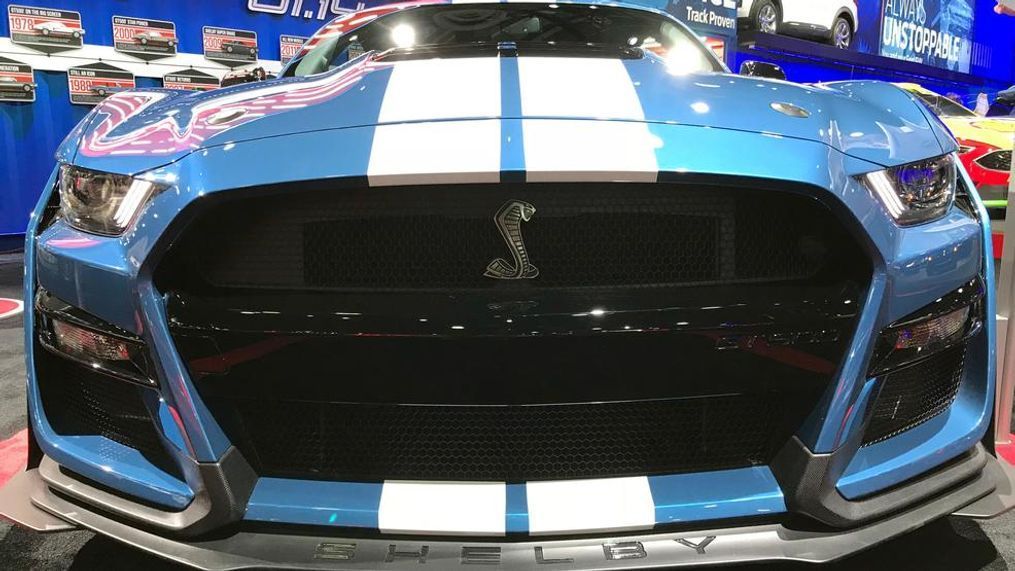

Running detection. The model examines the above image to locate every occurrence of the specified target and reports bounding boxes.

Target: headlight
[59,165,166,235]
[862,154,957,226]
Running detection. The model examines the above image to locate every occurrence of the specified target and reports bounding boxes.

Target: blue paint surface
[247,478,383,528]
[649,468,786,524]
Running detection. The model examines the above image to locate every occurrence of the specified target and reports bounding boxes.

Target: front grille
[976,150,1012,173]
[211,394,796,481]
[158,183,856,292]
[34,342,182,478]
[161,180,872,483]
[862,344,967,446]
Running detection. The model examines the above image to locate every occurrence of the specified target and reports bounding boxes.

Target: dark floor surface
[2,255,1015,570]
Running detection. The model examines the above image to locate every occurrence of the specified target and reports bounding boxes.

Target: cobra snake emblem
[484,200,539,280]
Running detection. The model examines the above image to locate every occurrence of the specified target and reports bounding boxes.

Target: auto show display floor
[1,255,1015,570]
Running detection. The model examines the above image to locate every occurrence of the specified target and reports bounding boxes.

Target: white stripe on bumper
[379,481,506,536]
[526,476,656,535]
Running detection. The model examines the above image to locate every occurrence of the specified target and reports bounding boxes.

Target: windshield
[910,91,977,118]
[287,3,720,77]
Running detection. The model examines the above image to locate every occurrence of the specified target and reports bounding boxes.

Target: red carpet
[0,298,22,320]
[999,439,1015,467]
[0,429,27,489]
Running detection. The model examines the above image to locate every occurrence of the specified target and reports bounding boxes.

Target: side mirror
[739,60,786,81]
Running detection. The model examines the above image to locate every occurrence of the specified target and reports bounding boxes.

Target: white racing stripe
[526,476,656,535]
[518,57,658,181]
[522,119,660,182]
[367,119,502,186]
[379,481,506,535]
[378,58,501,123]
[518,57,646,120]
[369,57,502,186]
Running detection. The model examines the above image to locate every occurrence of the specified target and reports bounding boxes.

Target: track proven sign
[669,0,738,34]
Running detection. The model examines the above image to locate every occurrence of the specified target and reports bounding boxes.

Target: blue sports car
[1,1,1013,568]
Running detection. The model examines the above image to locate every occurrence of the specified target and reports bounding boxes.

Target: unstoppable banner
[879,0,975,73]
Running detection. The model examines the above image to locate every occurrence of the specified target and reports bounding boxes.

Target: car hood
[64,53,952,175]
[940,116,1015,150]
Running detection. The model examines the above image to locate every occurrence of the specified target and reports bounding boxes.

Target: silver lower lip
[2,445,1012,570]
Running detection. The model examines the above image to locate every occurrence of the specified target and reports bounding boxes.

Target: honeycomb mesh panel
[35,343,182,478]
[165,183,849,292]
[218,394,793,482]
[862,344,966,446]
[976,150,1012,172]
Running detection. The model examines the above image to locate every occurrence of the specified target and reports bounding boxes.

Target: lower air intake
[862,344,966,446]
[34,342,182,478]
[215,394,798,482]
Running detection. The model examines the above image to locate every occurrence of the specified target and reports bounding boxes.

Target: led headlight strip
[862,154,957,226]
[59,165,168,236]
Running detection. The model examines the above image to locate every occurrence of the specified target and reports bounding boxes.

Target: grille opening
[193,331,835,481]
[34,340,183,479]
[206,393,811,482]
[155,182,869,293]
[862,343,967,446]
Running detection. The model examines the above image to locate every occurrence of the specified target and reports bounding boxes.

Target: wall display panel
[112,15,177,60]
[163,68,219,92]
[203,26,258,66]
[66,61,134,105]
[7,4,81,53]
[279,34,307,65]
[0,55,33,101]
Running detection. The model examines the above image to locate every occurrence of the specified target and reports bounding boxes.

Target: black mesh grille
[218,394,795,481]
[34,343,182,478]
[160,183,851,292]
[976,150,1012,172]
[160,180,870,483]
[863,344,966,446]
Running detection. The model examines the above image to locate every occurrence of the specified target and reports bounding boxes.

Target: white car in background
[739,0,858,49]
[32,21,84,40]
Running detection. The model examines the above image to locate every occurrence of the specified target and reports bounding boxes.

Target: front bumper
[9,129,1007,568]
[3,445,1014,570]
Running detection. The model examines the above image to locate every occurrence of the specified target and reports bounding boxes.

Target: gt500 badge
[715,329,840,350]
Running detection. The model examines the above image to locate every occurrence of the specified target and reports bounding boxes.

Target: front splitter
[1,449,1013,571]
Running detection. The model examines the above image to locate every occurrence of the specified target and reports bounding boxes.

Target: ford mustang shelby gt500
[2,1,1014,569]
